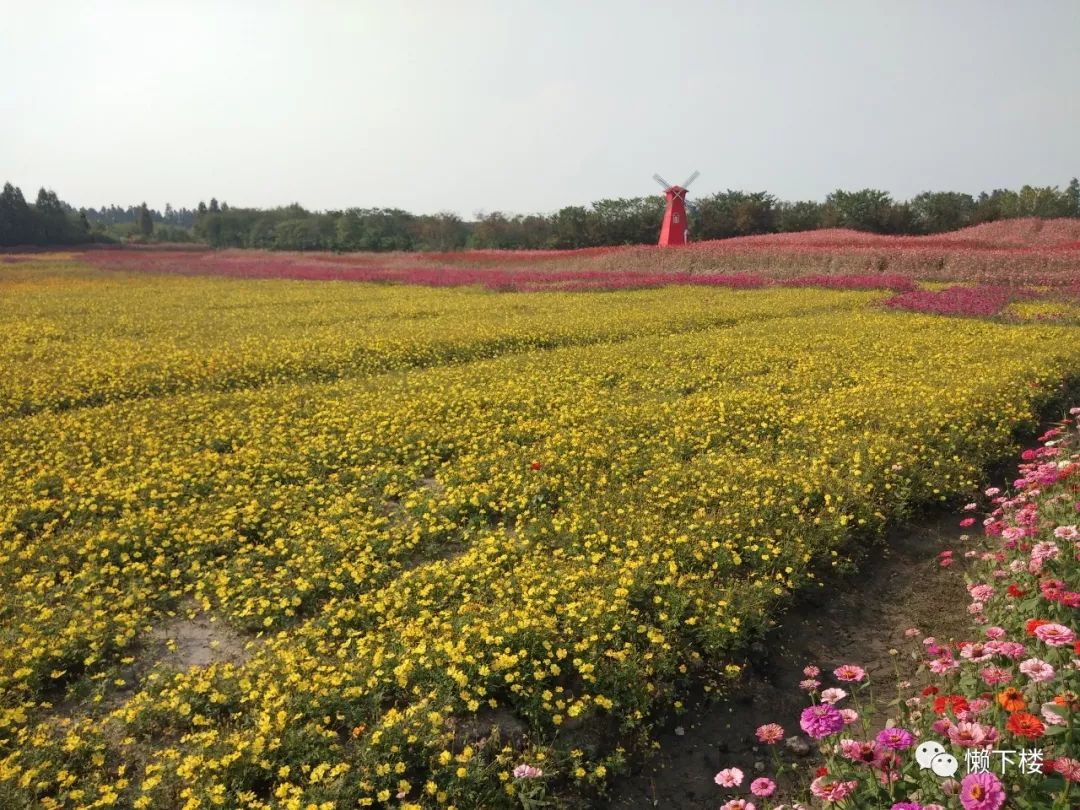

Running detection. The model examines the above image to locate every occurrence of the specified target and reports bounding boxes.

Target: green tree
[909,191,976,233]
[138,203,154,237]
[589,197,665,244]
[34,188,74,243]
[694,190,776,240]
[776,200,825,232]
[468,211,521,249]
[548,206,591,249]
[1014,185,1070,218]
[1066,178,1080,217]
[0,182,34,245]
[825,189,895,232]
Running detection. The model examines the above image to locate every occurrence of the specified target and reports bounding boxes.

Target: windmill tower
[653,170,699,246]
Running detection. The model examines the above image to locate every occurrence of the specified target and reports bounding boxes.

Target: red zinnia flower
[922,685,940,697]
[1006,711,1045,739]
[933,694,969,717]
[1026,618,1050,636]
[529,461,543,471]
[1006,584,1026,598]
[815,767,829,778]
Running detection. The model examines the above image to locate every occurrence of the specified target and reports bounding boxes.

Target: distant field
[65,216,1080,292]
[2,249,1080,808]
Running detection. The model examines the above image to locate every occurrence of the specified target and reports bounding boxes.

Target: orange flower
[996,687,1026,713]
[1053,692,1079,712]
[1006,711,1045,740]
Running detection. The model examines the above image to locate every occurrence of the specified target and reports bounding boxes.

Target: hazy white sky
[2,1,1078,215]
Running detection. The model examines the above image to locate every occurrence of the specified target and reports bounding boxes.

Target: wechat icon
[915,741,958,778]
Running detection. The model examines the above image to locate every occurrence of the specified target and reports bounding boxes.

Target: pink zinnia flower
[799,678,821,691]
[1002,526,1025,542]
[839,738,878,763]
[1054,524,1078,540]
[991,640,1026,659]
[980,666,1011,686]
[1019,657,1055,682]
[1050,756,1080,782]
[1041,702,1067,727]
[959,642,994,662]
[932,717,953,736]
[749,777,775,797]
[875,726,914,750]
[755,723,784,744]
[720,800,755,810]
[929,657,959,675]
[948,721,997,748]
[714,767,744,788]
[1033,623,1075,647]
[984,627,1005,640]
[968,584,994,602]
[833,664,866,682]
[959,771,1005,810]
[512,764,543,779]
[820,687,848,704]
[803,665,820,677]
[809,776,858,802]
[839,708,859,725]
[1031,541,1060,562]
[800,704,844,739]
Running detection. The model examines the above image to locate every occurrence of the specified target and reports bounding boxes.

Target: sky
[2,1,1078,216]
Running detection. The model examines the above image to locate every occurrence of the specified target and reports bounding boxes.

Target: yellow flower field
[2,258,1079,808]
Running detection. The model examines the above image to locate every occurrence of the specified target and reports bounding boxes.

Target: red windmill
[653,170,699,246]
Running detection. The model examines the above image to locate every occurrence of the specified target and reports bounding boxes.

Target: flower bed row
[708,408,1080,809]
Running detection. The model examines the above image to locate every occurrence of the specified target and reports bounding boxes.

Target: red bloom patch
[1026,618,1051,636]
[1006,712,1045,740]
[933,694,969,717]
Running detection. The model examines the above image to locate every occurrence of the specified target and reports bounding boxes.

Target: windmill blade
[653,173,672,190]
[681,170,700,189]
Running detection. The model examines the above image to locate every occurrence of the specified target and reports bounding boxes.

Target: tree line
[3,178,1078,250]
[0,183,199,246]
[187,179,1080,251]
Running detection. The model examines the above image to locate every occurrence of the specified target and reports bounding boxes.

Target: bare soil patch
[150,603,252,669]
[604,512,972,808]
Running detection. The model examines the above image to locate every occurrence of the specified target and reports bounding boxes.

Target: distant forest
[2,178,1078,250]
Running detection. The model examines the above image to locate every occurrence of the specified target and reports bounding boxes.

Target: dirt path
[604,512,973,808]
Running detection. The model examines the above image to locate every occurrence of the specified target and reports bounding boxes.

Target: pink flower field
[78,218,1080,299]
[710,409,1080,810]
